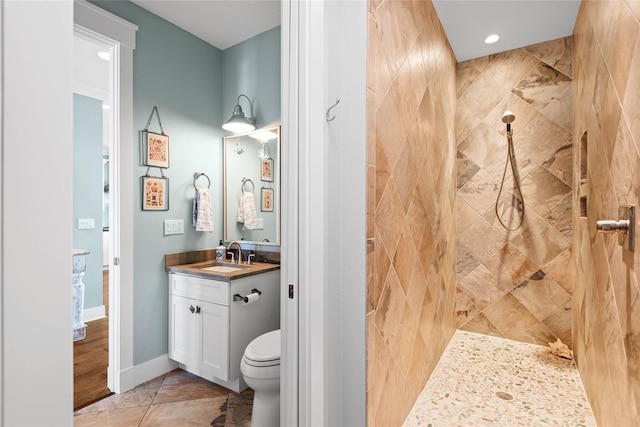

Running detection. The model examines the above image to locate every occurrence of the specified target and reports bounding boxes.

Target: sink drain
[495,391,514,401]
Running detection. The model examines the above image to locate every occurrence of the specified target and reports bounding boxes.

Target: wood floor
[73,270,112,411]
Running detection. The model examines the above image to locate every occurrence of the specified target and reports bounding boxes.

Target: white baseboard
[119,354,178,393]
[84,305,106,322]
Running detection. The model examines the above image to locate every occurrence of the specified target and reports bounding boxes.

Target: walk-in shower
[495,111,524,230]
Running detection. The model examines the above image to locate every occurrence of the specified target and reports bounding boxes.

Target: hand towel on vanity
[236,192,258,229]
[192,188,214,232]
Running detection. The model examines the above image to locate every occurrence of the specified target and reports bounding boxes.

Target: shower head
[502,111,516,124]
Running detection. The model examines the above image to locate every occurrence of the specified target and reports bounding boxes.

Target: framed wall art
[141,175,169,211]
[140,131,170,168]
[261,187,274,212]
[261,158,274,182]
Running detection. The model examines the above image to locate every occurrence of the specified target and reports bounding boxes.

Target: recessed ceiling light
[97,51,110,61]
[484,34,500,44]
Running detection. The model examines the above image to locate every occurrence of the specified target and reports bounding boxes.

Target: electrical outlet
[78,219,95,229]
[255,218,264,229]
[164,219,184,235]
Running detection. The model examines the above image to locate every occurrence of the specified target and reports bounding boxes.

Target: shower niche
[579,131,588,218]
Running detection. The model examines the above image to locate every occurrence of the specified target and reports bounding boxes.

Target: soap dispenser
[216,240,226,261]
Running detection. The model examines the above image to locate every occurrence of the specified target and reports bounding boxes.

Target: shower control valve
[596,205,635,252]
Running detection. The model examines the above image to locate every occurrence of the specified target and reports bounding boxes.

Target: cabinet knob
[189,305,195,313]
[196,306,201,314]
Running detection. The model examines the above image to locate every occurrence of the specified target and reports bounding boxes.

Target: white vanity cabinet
[168,269,280,392]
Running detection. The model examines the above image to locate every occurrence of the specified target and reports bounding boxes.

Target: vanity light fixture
[484,33,500,44]
[222,94,256,133]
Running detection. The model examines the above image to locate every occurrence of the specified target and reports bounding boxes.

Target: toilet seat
[243,329,281,367]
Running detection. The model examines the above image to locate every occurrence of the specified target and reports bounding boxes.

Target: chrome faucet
[226,241,243,264]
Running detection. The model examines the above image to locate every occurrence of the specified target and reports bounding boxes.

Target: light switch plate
[164,219,184,235]
[256,218,264,229]
[78,218,95,229]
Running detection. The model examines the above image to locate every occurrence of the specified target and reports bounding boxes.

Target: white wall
[325,0,368,425]
[1,1,74,424]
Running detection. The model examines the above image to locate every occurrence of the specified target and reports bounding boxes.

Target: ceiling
[433,0,581,62]
[130,0,281,50]
[129,1,580,61]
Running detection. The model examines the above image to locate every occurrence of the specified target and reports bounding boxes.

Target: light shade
[222,94,256,133]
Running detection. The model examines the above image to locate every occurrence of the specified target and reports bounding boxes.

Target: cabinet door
[198,300,229,381]
[169,294,197,366]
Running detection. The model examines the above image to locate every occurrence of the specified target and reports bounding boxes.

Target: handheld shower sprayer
[502,110,515,132]
[495,110,525,231]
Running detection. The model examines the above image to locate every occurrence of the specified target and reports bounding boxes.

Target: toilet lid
[245,329,281,363]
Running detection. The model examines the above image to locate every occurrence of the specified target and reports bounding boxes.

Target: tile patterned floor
[404,330,596,426]
[73,369,253,426]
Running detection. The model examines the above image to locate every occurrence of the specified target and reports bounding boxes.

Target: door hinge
[113,257,120,266]
[288,284,294,299]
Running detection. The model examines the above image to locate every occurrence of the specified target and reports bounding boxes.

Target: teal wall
[73,93,104,310]
[222,26,281,128]
[91,1,280,367]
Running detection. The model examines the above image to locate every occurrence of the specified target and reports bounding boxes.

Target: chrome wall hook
[326,98,340,122]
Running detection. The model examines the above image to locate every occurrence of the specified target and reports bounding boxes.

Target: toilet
[241,329,281,427]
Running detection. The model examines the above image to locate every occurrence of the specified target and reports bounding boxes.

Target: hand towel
[193,188,214,232]
[236,192,258,230]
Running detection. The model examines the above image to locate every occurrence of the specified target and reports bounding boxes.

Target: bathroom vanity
[166,260,280,392]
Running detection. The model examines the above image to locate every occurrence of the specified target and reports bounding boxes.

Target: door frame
[74,0,137,394]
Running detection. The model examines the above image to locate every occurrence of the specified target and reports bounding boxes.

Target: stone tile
[152,369,229,405]
[456,198,479,236]
[519,166,572,217]
[542,142,573,186]
[458,217,507,263]
[543,247,575,296]
[367,164,375,239]
[456,150,480,189]
[457,120,506,168]
[375,179,405,257]
[455,288,479,328]
[458,313,502,337]
[512,270,572,321]
[514,322,557,347]
[374,226,391,310]
[483,190,526,235]
[483,293,540,337]
[481,48,541,89]
[542,85,573,132]
[458,73,507,119]
[140,397,228,427]
[543,193,573,240]
[483,243,539,292]
[458,169,501,215]
[73,406,148,427]
[458,265,510,311]
[622,27,640,152]
[375,267,405,350]
[484,93,540,138]
[513,61,573,112]
[456,61,481,98]
[542,302,573,348]
[406,258,427,322]
[511,217,571,267]
[456,241,480,280]
[393,221,418,294]
[524,38,565,62]
[606,1,639,99]
[540,36,573,78]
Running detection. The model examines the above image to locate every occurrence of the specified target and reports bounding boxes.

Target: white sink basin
[201,265,242,273]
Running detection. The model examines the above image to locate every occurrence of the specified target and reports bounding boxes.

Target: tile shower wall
[366,0,457,425]
[455,37,575,347]
[573,1,640,425]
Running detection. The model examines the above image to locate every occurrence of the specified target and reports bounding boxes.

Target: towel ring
[193,172,210,189]
[242,178,254,193]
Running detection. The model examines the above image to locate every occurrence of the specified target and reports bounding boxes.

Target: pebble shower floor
[404,330,596,426]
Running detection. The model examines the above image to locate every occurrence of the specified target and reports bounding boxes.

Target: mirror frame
[223,125,281,246]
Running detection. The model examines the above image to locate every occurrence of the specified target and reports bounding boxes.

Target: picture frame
[261,158,274,182]
[261,187,274,212]
[140,130,170,168]
[141,175,169,211]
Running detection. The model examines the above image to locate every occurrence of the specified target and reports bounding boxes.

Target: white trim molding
[83,305,106,323]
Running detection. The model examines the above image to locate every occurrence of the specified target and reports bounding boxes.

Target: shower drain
[495,391,514,401]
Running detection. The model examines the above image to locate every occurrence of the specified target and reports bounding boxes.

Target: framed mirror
[223,125,280,245]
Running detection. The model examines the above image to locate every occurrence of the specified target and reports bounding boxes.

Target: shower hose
[495,126,525,231]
